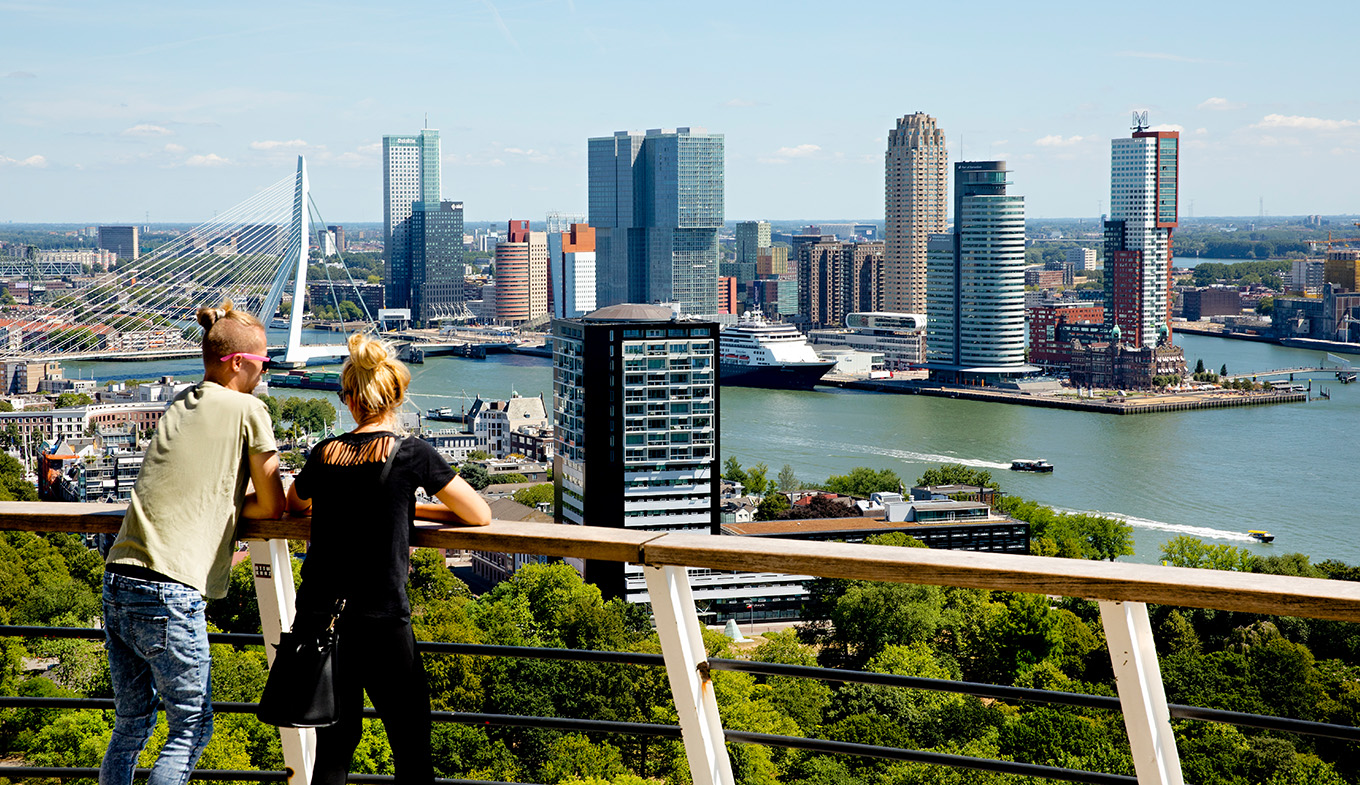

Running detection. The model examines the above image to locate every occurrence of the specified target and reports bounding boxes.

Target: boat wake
[833,443,1012,472]
[1051,506,1254,543]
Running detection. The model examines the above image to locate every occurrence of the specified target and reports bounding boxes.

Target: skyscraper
[494,220,548,324]
[587,128,724,314]
[383,129,440,311]
[409,200,465,324]
[925,161,1029,384]
[1104,120,1179,348]
[552,305,719,600]
[732,220,771,281]
[884,113,948,314]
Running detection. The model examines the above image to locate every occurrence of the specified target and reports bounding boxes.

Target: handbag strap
[378,434,406,484]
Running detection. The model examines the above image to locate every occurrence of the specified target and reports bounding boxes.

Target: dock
[822,378,1310,414]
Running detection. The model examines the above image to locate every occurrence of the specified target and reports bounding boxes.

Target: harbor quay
[823,376,1311,414]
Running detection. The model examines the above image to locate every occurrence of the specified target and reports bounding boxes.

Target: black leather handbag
[256,599,345,728]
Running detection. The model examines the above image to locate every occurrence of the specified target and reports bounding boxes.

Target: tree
[824,466,901,498]
[512,484,554,509]
[494,473,529,485]
[1159,535,1256,571]
[1195,358,1206,374]
[466,450,491,462]
[776,464,799,493]
[722,456,747,485]
[458,464,491,490]
[754,492,790,521]
[916,463,1000,491]
[745,462,769,496]
[1220,363,1228,376]
[55,392,93,409]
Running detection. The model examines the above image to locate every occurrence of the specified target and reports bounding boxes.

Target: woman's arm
[416,475,492,526]
[286,483,312,515]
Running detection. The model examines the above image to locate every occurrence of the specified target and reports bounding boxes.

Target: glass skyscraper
[383,129,441,311]
[587,127,724,314]
[409,200,465,324]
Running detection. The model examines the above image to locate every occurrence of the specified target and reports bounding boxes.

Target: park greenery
[5,459,1360,783]
[257,394,338,443]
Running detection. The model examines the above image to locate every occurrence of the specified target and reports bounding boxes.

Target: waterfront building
[807,311,927,371]
[549,223,597,319]
[552,304,719,601]
[1027,301,1105,370]
[409,200,465,325]
[383,129,441,310]
[925,161,1032,384]
[1066,247,1098,271]
[97,226,139,261]
[797,240,884,329]
[1181,287,1241,321]
[1068,336,1187,389]
[1104,121,1178,348]
[884,113,948,313]
[1324,249,1360,292]
[587,128,725,314]
[1273,283,1360,344]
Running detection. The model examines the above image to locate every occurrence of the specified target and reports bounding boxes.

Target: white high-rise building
[1065,247,1098,271]
[925,161,1030,383]
[549,224,597,319]
[885,113,948,314]
[383,129,440,311]
[1104,123,1179,348]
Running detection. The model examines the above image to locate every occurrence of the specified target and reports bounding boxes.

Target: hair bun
[196,299,236,330]
[347,333,389,370]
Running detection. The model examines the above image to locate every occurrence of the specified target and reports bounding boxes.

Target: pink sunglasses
[220,352,270,363]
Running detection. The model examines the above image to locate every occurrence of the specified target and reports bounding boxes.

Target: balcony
[2,502,1360,785]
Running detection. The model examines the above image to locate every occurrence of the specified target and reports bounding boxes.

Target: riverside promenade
[823,377,1310,414]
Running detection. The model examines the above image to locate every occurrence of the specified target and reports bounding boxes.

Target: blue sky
[2,0,1357,223]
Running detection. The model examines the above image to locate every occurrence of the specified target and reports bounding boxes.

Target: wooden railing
[7,501,1360,785]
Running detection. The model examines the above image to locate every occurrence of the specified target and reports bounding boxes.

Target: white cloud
[1253,114,1360,131]
[122,124,172,137]
[1150,124,1184,133]
[186,153,230,166]
[357,142,380,153]
[504,147,536,155]
[1195,128,1208,135]
[1034,135,1084,147]
[249,139,308,150]
[0,154,47,168]
[4,71,36,79]
[774,144,820,158]
[1198,97,1243,111]
[722,98,762,108]
[992,139,1009,146]
[163,143,186,153]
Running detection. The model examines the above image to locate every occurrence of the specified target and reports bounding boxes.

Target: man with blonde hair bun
[101,301,285,785]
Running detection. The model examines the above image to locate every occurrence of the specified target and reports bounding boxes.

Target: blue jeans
[100,572,213,785]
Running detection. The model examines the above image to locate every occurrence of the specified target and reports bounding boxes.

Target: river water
[63,331,1360,567]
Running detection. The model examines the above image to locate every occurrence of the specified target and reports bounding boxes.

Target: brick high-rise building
[885,113,948,313]
[1103,120,1179,348]
[797,240,883,328]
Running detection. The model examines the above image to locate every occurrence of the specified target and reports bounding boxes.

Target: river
[62,330,1360,567]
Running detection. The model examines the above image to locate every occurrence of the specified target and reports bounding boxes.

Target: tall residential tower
[884,113,948,313]
[383,129,440,312]
[925,161,1031,384]
[588,128,725,314]
[1104,118,1179,348]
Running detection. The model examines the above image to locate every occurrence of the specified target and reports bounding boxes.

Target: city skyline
[1,1,1357,223]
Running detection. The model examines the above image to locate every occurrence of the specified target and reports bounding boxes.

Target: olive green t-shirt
[107,381,277,598]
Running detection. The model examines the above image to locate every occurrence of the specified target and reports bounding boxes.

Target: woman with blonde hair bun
[286,333,490,785]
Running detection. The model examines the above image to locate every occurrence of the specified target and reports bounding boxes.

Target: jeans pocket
[126,611,169,658]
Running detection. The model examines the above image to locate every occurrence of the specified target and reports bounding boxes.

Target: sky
[2,0,1358,224]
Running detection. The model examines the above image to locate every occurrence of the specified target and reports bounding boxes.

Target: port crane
[1306,221,1360,251]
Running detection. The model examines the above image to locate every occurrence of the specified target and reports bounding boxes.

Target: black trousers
[312,615,432,785]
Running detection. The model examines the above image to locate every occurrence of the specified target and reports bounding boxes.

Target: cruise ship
[718,313,835,389]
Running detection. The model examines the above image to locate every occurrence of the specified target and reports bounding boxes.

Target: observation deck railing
[5,501,1360,785]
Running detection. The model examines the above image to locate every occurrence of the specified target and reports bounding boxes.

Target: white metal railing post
[1100,600,1183,785]
[644,564,735,785]
[250,538,315,785]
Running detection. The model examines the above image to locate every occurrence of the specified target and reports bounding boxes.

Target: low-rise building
[1182,287,1241,320]
[807,312,926,371]
[1068,334,1188,389]
[467,393,549,458]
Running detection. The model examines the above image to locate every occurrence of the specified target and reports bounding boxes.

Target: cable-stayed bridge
[1,156,369,367]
